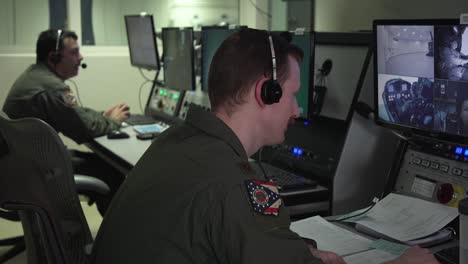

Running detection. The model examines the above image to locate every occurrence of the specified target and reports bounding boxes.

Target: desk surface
[87,126,152,174]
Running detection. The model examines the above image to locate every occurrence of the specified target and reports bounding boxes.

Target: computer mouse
[107,130,130,139]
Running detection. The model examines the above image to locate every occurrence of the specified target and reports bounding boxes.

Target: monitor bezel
[312,31,373,124]
[161,27,195,91]
[124,14,161,71]
[373,19,468,145]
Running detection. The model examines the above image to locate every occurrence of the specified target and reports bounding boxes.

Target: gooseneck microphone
[81,63,87,69]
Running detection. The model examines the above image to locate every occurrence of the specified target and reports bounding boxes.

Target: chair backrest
[0,112,93,264]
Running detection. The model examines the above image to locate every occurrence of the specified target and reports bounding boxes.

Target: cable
[138,68,154,82]
[137,68,163,114]
[66,79,83,106]
[329,197,379,222]
[138,80,152,114]
[248,0,272,19]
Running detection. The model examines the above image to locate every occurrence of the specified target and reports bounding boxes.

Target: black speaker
[261,35,282,105]
[50,29,62,64]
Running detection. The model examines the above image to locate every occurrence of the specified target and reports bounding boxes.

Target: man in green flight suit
[91,28,438,264]
[2,29,129,214]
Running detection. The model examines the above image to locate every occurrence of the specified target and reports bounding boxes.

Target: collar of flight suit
[185,105,248,161]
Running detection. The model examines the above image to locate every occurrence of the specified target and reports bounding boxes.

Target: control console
[148,87,182,117]
[261,144,337,184]
[178,91,211,120]
[394,139,468,208]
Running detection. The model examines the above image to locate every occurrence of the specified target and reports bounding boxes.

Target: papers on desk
[290,193,459,262]
[290,216,372,256]
[343,249,398,264]
[344,193,459,242]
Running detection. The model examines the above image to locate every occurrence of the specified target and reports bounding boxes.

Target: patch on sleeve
[62,90,77,106]
[244,179,281,216]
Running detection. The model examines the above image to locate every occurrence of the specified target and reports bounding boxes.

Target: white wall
[92,0,170,45]
[315,0,468,31]
[240,0,269,30]
[271,0,287,31]
[0,0,48,46]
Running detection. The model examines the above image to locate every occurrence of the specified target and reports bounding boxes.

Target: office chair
[0,112,109,263]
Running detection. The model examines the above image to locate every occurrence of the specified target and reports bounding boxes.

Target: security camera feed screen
[376,24,468,136]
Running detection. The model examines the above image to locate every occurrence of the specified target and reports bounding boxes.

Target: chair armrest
[74,175,110,195]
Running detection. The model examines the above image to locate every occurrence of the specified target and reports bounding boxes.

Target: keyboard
[125,114,156,125]
[253,162,318,191]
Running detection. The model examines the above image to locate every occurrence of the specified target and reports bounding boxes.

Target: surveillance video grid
[376,24,468,136]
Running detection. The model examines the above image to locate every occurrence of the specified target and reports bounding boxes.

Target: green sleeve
[207,184,323,264]
[33,90,120,144]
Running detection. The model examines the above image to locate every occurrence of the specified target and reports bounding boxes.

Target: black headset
[50,29,62,64]
[260,34,283,105]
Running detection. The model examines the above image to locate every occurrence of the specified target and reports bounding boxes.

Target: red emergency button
[437,183,454,204]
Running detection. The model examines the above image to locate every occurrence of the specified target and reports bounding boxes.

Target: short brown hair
[208,28,303,112]
[36,29,78,63]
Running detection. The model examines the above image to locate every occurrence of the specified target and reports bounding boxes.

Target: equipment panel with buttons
[178,91,211,120]
[394,146,468,208]
[148,87,182,117]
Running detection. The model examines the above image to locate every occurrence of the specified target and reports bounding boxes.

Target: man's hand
[308,245,345,264]
[103,103,130,122]
[385,246,439,264]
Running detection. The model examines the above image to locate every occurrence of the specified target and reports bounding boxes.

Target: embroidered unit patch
[245,179,281,216]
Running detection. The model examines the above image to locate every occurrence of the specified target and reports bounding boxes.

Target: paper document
[290,216,372,256]
[343,249,399,264]
[346,193,458,241]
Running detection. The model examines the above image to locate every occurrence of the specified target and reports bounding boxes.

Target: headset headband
[55,29,62,52]
[268,35,277,81]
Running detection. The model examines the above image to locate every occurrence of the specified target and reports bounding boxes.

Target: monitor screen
[162,27,195,91]
[124,15,160,70]
[313,32,372,122]
[375,20,468,142]
[201,27,243,91]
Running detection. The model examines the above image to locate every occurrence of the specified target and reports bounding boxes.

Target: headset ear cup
[50,52,61,64]
[261,79,282,105]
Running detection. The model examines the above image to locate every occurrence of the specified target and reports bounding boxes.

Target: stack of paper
[342,193,459,242]
[290,193,459,262]
[291,216,372,256]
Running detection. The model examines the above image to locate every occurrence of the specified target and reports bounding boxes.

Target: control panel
[148,87,182,117]
[178,91,211,120]
[394,144,468,208]
[265,144,336,182]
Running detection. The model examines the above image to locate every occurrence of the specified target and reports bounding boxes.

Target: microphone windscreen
[81,63,87,69]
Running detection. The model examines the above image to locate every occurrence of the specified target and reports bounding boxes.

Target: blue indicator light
[297,149,303,155]
[293,148,298,154]
[464,149,468,157]
[455,147,463,155]
[303,121,309,126]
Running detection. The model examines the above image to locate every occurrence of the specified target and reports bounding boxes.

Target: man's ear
[254,76,269,108]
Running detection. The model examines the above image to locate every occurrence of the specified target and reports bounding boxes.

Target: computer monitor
[313,32,372,122]
[200,26,244,91]
[124,14,160,70]
[162,27,195,91]
[375,19,468,143]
